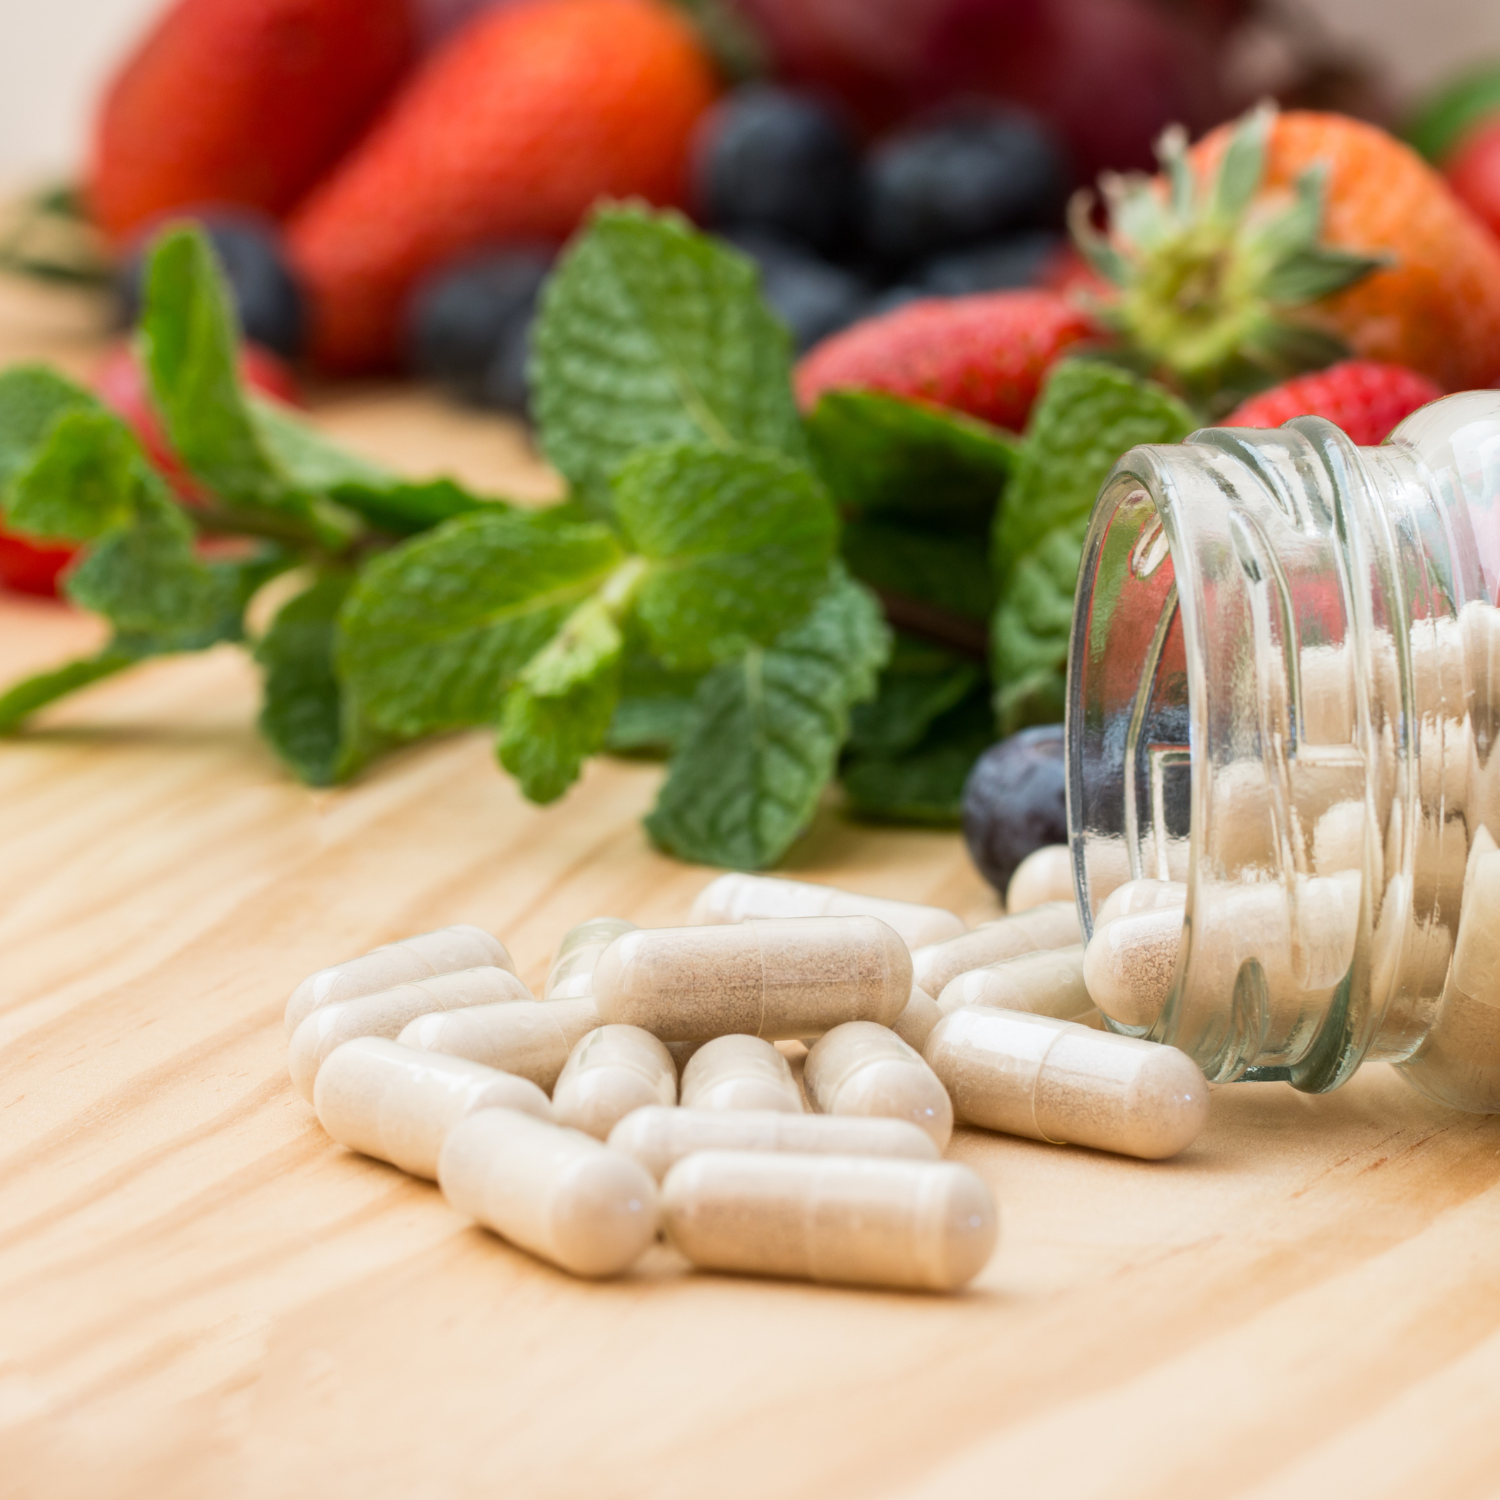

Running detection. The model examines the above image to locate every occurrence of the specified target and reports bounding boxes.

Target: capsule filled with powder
[1005,845,1074,914]
[691,873,965,949]
[289,967,532,1103]
[314,1037,552,1179]
[593,917,912,1041]
[1084,905,1185,1030]
[438,1109,659,1279]
[608,1106,940,1181]
[544,917,637,1000]
[938,944,1095,1023]
[911,901,1081,1000]
[891,985,943,1051]
[400,997,600,1093]
[661,1152,997,1291]
[551,1024,677,1139]
[680,1034,804,1113]
[286,925,514,1036]
[924,1005,1209,1159]
[804,1022,953,1148]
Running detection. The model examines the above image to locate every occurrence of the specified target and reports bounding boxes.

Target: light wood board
[4,276,1500,1500]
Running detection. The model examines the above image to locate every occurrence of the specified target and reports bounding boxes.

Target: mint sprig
[0,206,1206,870]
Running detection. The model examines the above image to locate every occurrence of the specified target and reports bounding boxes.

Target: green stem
[0,645,140,732]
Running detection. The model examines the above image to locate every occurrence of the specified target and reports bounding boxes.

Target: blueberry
[115,211,305,359]
[861,109,1071,269]
[694,84,861,256]
[721,229,868,353]
[916,231,1062,296]
[406,248,552,413]
[962,725,1068,896]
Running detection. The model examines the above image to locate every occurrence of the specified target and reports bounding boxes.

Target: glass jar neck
[1068,402,1498,1090]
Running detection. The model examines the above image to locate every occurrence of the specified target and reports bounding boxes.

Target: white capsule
[399,997,600,1093]
[661,1152,997,1291]
[891,984,943,1051]
[804,1021,953,1149]
[1094,878,1187,928]
[679,1034,804,1113]
[924,1005,1210,1159]
[544,917,637,1000]
[313,1037,552,1179]
[593,917,912,1041]
[1083,905,1185,1029]
[608,1106,940,1181]
[288,967,532,1103]
[911,901,1081,999]
[438,1109,659,1279]
[939,944,1095,1023]
[286,924,514,1036]
[551,1024,677,1139]
[690,872,965,949]
[1006,845,1074,914]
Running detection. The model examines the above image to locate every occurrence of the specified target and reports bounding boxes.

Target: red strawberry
[795,290,1096,432]
[0,344,302,600]
[287,0,720,372]
[89,0,416,244]
[1223,360,1442,447]
[1446,117,1500,245]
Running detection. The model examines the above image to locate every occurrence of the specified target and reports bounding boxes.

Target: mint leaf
[6,408,138,539]
[256,571,386,786]
[532,206,806,504]
[339,510,626,736]
[993,360,1195,731]
[647,569,889,869]
[841,688,992,825]
[0,366,100,489]
[841,516,996,622]
[253,396,501,536]
[847,636,983,758]
[139,228,352,547]
[614,442,838,669]
[604,636,705,755]
[808,389,1018,530]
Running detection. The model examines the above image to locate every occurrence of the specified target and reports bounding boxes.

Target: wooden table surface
[5,276,1500,1500]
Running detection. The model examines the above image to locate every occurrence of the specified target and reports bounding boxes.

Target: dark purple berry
[721,229,868,353]
[861,108,1071,269]
[962,725,1068,895]
[694,84,861,256]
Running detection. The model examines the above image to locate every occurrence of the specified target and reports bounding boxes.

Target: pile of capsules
[285,852,1211,1293]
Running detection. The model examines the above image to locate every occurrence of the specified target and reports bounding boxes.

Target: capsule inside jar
[592,917,912,1041]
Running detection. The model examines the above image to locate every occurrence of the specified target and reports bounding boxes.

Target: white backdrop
[2,0,1500,184]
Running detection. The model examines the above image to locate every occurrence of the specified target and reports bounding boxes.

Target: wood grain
[4,277,1500,1500]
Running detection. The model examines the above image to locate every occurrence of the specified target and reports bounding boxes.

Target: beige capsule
[288,967,532,1103]
[661,1152,997,1291]
[544,917,637,1000]
[680,1034,804,1113]
[691,873,965,949]
[804,1022,953,1149]
[608,1106,940,1181]
[286,925,514,1037]
[593,917,912,1042]
[891,984,943,1051]
[1005,845,1074,915]
[938,944,1095,1024]
[924,1005,1210,1159]
[400,997,601,1093]
[551,1025,677,1140]
[1094,878,1187,928]
[438,1109,659,1279]
[911,901,1081,1000]
[313,1037,552,1179]
[1083,905,1185,1030]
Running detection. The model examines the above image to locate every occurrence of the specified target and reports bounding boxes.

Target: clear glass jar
[1068,392,1500,1108]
